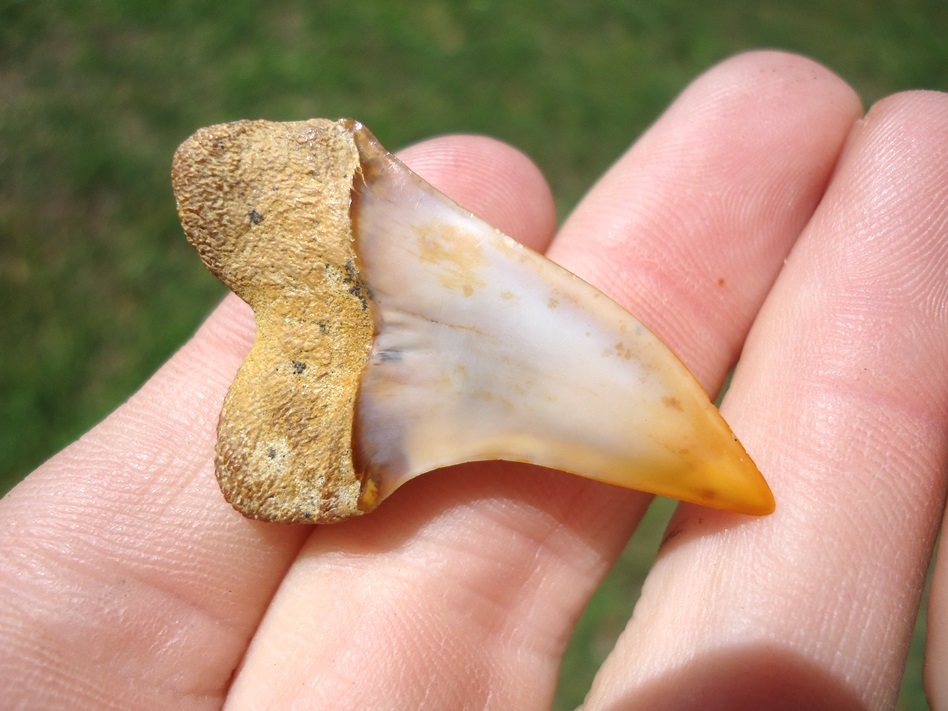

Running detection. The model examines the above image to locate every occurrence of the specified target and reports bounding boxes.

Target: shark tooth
[172,118,775,524]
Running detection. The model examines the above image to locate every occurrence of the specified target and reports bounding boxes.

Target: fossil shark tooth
[172,118,775,524]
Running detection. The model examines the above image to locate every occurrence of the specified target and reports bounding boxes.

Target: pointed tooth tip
[571,434,775,516]
[652,414,775,516]
[684,457,775,516]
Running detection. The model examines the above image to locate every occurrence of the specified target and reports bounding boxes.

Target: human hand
[2,50,946,710]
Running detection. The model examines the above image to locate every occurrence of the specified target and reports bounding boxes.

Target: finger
[0,137,554,708]
[549,51,860,386]
[225,51,861,709]
[398,133,557,252]
[584,91,948,710]
[0,294,306,710]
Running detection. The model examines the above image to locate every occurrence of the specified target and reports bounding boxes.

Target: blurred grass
[1,1,945,708]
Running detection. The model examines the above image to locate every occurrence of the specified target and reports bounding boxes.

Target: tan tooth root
[172,118,775,524]
[172,120,374,523]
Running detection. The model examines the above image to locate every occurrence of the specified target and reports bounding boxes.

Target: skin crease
[0,49,946,711]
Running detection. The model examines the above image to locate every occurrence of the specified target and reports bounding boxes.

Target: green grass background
[2,0,945,707]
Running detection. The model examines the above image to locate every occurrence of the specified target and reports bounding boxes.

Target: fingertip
[550,48,863,388]
[702,49,862,115]
[397,134,557,253]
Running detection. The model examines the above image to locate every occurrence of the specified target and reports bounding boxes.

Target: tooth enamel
[172,118,775,524]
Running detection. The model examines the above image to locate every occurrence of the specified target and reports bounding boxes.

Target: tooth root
[173,119,375,523]
[350,124,774,517]
[172,118,774,524]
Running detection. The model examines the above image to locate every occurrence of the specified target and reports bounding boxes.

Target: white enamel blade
[350,124,774,516]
